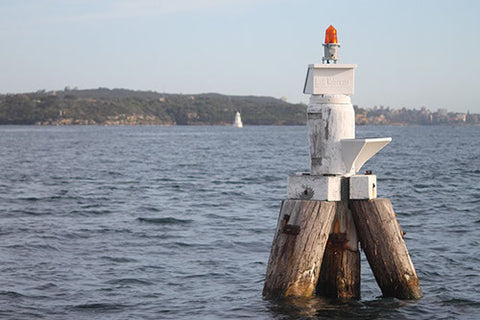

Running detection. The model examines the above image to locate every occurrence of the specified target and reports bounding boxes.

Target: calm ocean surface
[0,125,479,319]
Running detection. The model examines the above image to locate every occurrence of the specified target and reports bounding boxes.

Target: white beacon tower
[287,25,392,201]
[264,26,422,301]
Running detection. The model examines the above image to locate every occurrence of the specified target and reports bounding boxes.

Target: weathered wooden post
[350,198,422,299]
[263,25,421,300]
[316,200,361,299]
[263,200,336,298]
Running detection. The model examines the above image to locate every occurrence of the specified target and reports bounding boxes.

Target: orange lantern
[325,25,338,44]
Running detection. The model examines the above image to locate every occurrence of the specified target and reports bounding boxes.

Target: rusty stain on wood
[263,200,336,299]
[263,198,421,300]
[317,201,360,299]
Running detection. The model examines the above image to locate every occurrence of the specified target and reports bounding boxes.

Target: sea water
[0,125,479,319]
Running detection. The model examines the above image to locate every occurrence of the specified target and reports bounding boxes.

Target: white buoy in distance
[233,111,243,128]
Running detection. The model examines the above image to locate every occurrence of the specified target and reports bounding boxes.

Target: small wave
[11,209,52,216]
[441,298,480,307]
[32,283,58,290]
[220,190,247,197]
[106,278,152,286]
[101,256,138,263]
[172,241,194,247]
[0,291,26,298]
[413,183,432,189]
[137,217,193,225]
[107,171,123,176]
[139,206,161,213]
[5,243,60,252]
[19,196,41,202]
[224,180,247,185]
[469,197,480,204]
[18,194,76,202]
[32,244,61,251]
[72,303,126,311]
[70,209,113,216]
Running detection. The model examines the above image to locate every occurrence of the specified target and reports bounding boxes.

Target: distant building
[437,108,448,117]
[452,113,466,122]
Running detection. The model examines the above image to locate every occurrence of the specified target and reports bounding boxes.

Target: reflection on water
[267,295,416,320]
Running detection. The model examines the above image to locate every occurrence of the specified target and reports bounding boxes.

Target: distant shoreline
[0,123,478,127]
[1,88,478,126]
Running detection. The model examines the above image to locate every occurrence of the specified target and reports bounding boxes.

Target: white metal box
[287,174,341,201]
[349,174,377,200]
[303,64,356,95]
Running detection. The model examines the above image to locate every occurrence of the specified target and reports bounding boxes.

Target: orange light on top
[325,25,338,44]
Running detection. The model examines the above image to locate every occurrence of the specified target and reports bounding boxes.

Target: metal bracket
[283,224,301,235]
[281,214,301,235]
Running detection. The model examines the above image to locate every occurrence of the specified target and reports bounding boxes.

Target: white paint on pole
[307,95,355,176]
[287,174,341,201]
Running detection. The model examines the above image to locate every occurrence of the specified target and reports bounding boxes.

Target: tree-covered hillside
[0,88,307,125]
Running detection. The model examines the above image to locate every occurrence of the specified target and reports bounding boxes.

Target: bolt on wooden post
[263,25,422,300]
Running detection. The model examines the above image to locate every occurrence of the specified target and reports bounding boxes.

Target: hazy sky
[1,0,479,112]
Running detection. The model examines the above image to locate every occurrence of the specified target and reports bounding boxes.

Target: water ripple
[137,217,194,224]
[0,125,479,319]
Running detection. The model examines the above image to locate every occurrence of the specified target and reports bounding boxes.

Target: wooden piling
[350,199,422,299]
[316,201,360,299]
[263,200,336,299]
